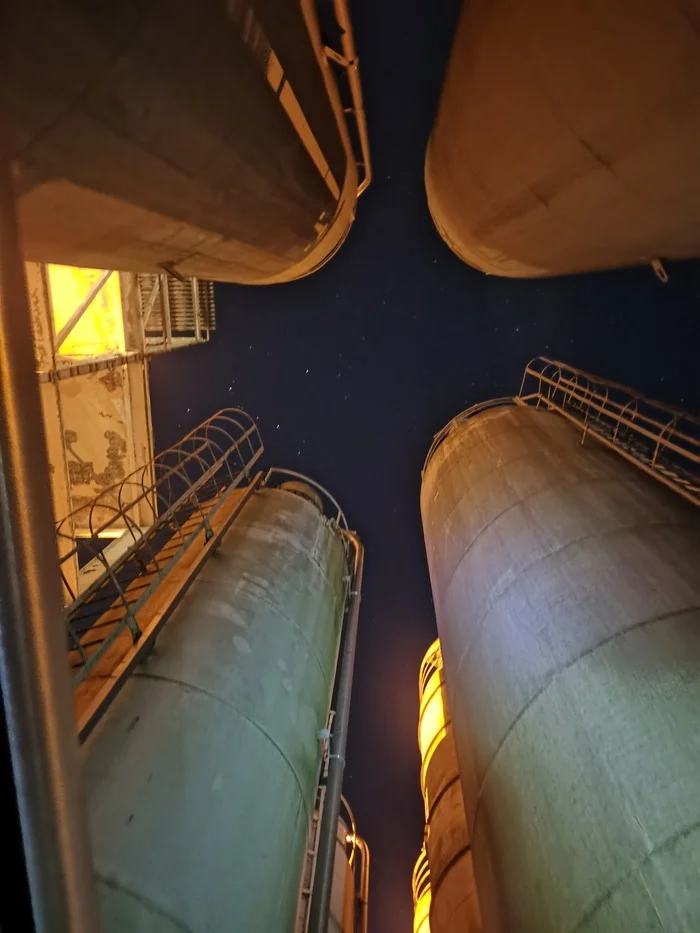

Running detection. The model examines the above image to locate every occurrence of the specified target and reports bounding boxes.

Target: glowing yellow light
[74,529,126,540]
[418,639,450,801]
[419,670,445,759]
[418,672,448,799]
[413,849,432,933]
[48,264,125,358]
[414,889,431,933]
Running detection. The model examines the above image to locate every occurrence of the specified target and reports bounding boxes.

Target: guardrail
[58,409,263,683]
[262,466,348,530]
[423,397,516,473]
[518,357,700,507]
[322,0,372,198]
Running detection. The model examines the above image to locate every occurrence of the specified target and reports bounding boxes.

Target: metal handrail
[518,357,700,507]
[339,795,370,933]
[339,795,358,864]
[422,397,516,473]
[520,358,700,454]
[263,467,349,529]
[324,0,372,197]
[58,409,263,682]
[423,358,699,508]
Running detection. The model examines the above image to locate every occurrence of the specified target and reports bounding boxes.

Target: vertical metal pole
[162,274,172,349]
[307,532,364,933]
[0,153,100,931]
[192,278,202,343]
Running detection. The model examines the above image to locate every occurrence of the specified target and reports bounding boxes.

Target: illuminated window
[48,264,125,358]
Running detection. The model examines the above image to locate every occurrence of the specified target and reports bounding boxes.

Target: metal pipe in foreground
[307,531,364,933]
[355,834,371,933]
[0,152,100,931]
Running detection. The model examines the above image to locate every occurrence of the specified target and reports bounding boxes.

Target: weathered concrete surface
[421,404,700,931]
[5,1,357,282]
[83,487,347,932]
[426,0,700,276]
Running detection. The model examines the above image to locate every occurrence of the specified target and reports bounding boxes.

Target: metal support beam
[307,531,364,933]
[192,278,202,342]
[0,152,100,932]
[141,274,161,329]
[162,275,172,349]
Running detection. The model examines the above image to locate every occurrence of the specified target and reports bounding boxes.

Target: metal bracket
[651,259,669,283]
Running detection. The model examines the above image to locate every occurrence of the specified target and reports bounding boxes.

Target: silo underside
[5,0,360,282]
[426,0,700,277]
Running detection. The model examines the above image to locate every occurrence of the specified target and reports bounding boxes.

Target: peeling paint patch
[98,369,123,392]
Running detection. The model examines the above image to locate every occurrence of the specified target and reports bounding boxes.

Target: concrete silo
[420,359,700,931]
[4,0,370,283]
[418,639,481,933]
[83,480,350,931]
[426,0,700,277]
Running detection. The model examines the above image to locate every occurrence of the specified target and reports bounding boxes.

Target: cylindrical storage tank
[425,0,700,277]
[4,0,362,283]
[418,640,481,933]
[421,403,700,932]
[83,485,348,932]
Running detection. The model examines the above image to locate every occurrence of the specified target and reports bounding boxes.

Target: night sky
[149,1,700,930]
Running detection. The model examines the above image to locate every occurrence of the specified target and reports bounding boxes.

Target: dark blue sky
[149,0,700,929]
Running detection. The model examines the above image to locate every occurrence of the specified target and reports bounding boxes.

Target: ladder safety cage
[57,409,263,682]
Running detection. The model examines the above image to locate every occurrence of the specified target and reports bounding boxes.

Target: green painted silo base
[83,487,347,932]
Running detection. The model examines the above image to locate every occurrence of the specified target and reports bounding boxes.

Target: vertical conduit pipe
[308,531,364,933]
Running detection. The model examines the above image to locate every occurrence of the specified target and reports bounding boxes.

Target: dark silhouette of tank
[4,0,370,283]
[426,0,700,276]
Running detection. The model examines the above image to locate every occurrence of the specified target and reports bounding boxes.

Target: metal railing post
[0,153,100,931]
